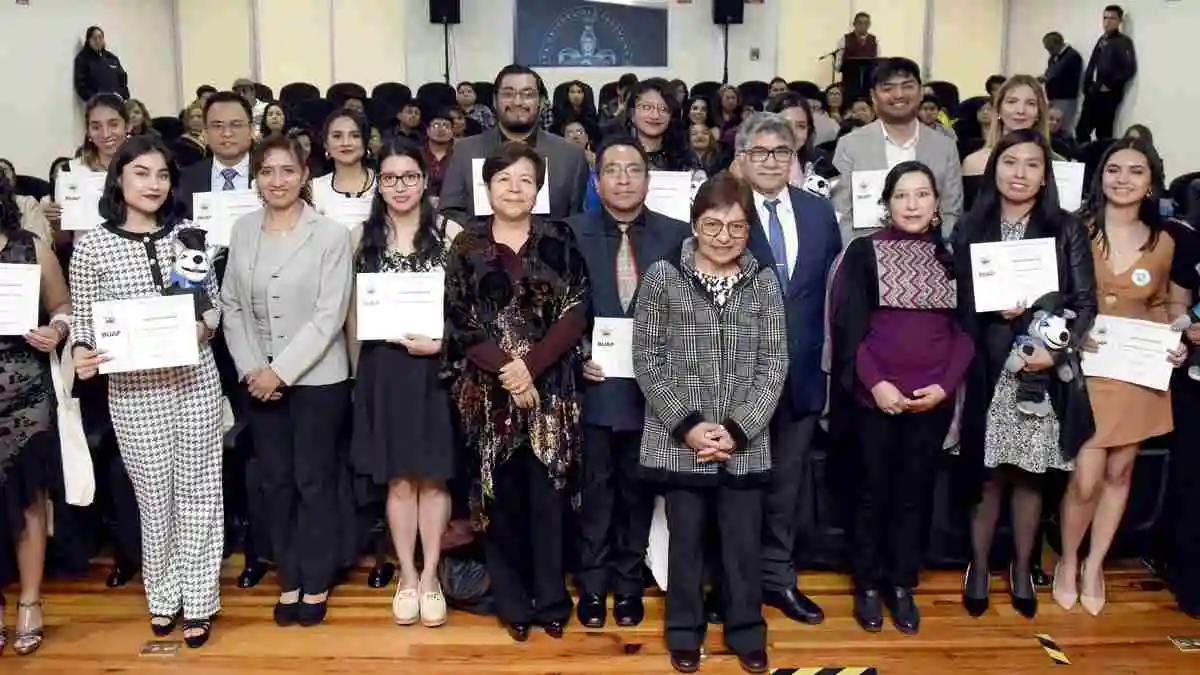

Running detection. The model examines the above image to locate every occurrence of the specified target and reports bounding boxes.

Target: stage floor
[3,560,1198,673]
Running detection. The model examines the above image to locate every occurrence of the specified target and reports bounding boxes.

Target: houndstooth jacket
[633,237,789,486]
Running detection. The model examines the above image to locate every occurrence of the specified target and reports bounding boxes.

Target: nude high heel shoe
[1052,560,1078,611]
[1080,562,1107,616]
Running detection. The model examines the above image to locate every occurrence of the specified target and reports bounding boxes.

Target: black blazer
[566,208,690,431]
[1083,31,1137,95]
[177,158,216,222]
[1044,45,1084,101]
[744,186,842,420]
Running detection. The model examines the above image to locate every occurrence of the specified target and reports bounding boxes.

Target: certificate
[472,158,550,216]
[1082,315,1181,391]
[316,195,373,229]
[94,295,200,374]
[0,263,40,336]
[851,169,887,230]
[56,170,106,231]
[969,237,1059,313]
[1054,161,1085,212]
[192,190,260,247]
[591,317,635,379]
[355,271,445,341]
[645,171,693,223]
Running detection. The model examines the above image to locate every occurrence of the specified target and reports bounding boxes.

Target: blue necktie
[220,168,238,191]
[764,199,789,290]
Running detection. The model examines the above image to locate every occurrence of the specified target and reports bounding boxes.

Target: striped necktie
[220,168,238,191]
[615,221,638,312]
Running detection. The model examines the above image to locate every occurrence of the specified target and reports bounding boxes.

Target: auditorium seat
[690,81,721,103]
[151,115,183,143]
[291,98,333,136]
[279,82,322,109]
[254,83,275,103]
[371,82,411,108]
[788,81,824,103]
[327,82,368,109]
[925,81,962,117]
[418,82,457,110]
[472,82,495,111]
[14,174,51,201]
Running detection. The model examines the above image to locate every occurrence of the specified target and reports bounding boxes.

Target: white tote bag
[645,496,670,590]
[50,348,95,506]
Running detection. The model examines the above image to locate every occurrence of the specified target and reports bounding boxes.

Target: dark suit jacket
[567,208,691,431]
[439,128,590,223]
[177,158,215,222]
[1083,31,1137,95]
[1044,45,1084,101]
[745,186,842,420]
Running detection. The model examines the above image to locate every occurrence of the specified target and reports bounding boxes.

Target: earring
[932,212,943,229]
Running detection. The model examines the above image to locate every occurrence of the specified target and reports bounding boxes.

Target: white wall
[1007,0,1194,178]
[0,0,179,176]
[176,0,253,101]
[928,0,1004,97]
[402,0,779,92]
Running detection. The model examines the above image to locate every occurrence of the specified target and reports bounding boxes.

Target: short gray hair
[734,112,797,153]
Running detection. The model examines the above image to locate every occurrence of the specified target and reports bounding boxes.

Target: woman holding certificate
[1056,137,1190,615]
[0,171,72,656]
[443,142,590,642]
[311,109,377,228]
[220,134,353,628]
[953,129,1097,620]
[347,140,462,627]
[829,161,973,634]
[69,135,224,647]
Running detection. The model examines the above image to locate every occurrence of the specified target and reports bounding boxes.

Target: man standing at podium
[836,12,879,102]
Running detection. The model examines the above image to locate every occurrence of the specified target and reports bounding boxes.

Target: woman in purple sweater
[829,161,974,635]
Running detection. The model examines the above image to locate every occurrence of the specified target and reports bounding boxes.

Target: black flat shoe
[368,562,395,589]
[736,649,769,674]
[764,587,825,625]
[705,587,724,625]
[884,586,920,634]
[507,622,531,642]
[962,562,990,617]
[237,560,269,589]
[274,600,300,627]
[542,619,566,638]
[182,616,214,649]
[150,611,180,637]
[1010,566,1039,619]
[853,588,884,632]
[107,563,138,588]
[613,594,644,627]
[577,593,606,628]
[670,648,702,673]
[297,593,329,627]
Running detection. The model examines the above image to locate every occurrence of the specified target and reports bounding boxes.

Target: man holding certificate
[564,137,689,630]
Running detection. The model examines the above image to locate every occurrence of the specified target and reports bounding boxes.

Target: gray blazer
[437,127,590,223]
[220,203,353,387]
[830,120,963,245]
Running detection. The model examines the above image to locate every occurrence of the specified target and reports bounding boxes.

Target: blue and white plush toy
[164,226,216,320]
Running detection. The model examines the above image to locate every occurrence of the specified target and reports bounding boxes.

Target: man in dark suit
[439,64,590,223]
[731,112,842,625]
[1042,31,1084,137]
[1076,4,1137,142]
[566,138,690,630]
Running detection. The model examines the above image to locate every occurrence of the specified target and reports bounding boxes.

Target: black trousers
[575,425,652,597]
[483,447,572,625]
[666,484,765,654]
[1168,375,1200,606]
[1075,89,1123,141]
[851,403,953,590]
[247,381,350,594]
[760,413,818,592]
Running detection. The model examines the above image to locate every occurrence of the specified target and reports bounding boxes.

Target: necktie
[615,222,638,312]
[220,168,238,191]
[764,199,789,290]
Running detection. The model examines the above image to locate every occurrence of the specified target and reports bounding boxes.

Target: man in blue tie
[724,112,842,626]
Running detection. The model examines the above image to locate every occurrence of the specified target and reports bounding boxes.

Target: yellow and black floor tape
[1036,633,1071,665]
[770,669,879,675]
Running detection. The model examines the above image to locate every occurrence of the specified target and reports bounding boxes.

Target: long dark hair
[0,166,21,236]
[962,128,1063,244]
[880,160,954,278]
[320,107,373,173]
[355,139,443,273]
[551,80,597,125]
[625,79,685,169]
[98,135,185,227]
[1080,135,1166,254]
[81,93,130,170]
[258,101,287,139]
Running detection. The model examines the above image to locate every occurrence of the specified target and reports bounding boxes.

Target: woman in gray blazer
[219,134,353,628]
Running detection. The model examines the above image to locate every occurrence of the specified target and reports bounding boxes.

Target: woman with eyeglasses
[634,172,787,674]
[347,140,462,627]
[626,80,685,171]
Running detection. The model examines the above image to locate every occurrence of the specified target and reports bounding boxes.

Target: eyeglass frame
[696,217,750,240]
[738,146,795,164]
[379,172,424,188]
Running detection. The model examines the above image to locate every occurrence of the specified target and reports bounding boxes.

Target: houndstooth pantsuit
[69,223,224,620]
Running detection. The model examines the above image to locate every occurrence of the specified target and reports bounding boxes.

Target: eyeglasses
[206,120,249,133]
[697,218,750,240]
[740,146,794,164]
[636,103,670,116]
[600,164,647,179]
[379,172,423,188]
[497,88,539,102]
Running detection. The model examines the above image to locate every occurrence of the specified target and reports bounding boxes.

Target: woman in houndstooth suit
[69,135,224,649]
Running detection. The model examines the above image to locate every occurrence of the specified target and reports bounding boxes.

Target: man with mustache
[439,65,590,223]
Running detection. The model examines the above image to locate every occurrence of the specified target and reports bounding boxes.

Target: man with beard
[439,65,590,222]
[830,58,962,245]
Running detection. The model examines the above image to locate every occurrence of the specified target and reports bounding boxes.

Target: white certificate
[316,195,373,229]
[93,295,200,374]
[1054,161,1086,212]
[0,263,41,336]
[355,271,445,341]
[969,237,1060,313]
[851,169,887,230]
[56,170,107,231]
[472,158,550,216]
[1082,315,1181,391]
[192,190,260,247]
[646,171,693,223]
[591,317,635,379]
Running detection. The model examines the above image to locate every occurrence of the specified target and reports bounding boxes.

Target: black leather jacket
[73,48,129,102]
[1083,31,1137,94]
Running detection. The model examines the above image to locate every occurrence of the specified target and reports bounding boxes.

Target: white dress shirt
[882,122,920,169]
[210,154,251,192]
[753,188,798,275]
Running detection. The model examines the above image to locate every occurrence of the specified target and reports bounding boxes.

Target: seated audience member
[831,58,962,244]
[439,65,590,222]
[985,74,1006,99]
[233,77,269,130]
[258,102,288,140]
[125,99,158,139]
[421,109,456,202]
[825,83,845,123]
[685,122,723,176]
[765,94,826,189]
[552,79,598,128]
[626,79,685,171]
[963,75,1054,212]
[173,100,209,168]
[634,172,787,674]
[846,99,875,124]
[830,161,972,634]
[456,81,496,130]
[918,95,957,141]
[1047,106,1080,160]
[0,159,52,241]
[1123,123,1153,145]
[389,101,425,146]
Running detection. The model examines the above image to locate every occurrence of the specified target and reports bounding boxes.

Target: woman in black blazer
[73,27,129,102]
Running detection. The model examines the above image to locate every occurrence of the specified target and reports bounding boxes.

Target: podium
[841,56,879,104]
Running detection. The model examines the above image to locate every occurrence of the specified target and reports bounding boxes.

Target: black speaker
[712,0,744,25]
[429,0,461,24]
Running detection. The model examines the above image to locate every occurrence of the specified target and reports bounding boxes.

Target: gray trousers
[760,413,819,592]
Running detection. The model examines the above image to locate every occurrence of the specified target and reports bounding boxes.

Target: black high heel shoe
[150,610,181,637]
[182,616,215,649]
[962,562,990,617]
[1009,566,1038,619]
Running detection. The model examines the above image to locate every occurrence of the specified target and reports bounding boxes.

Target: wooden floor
[2,559,1198,674]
